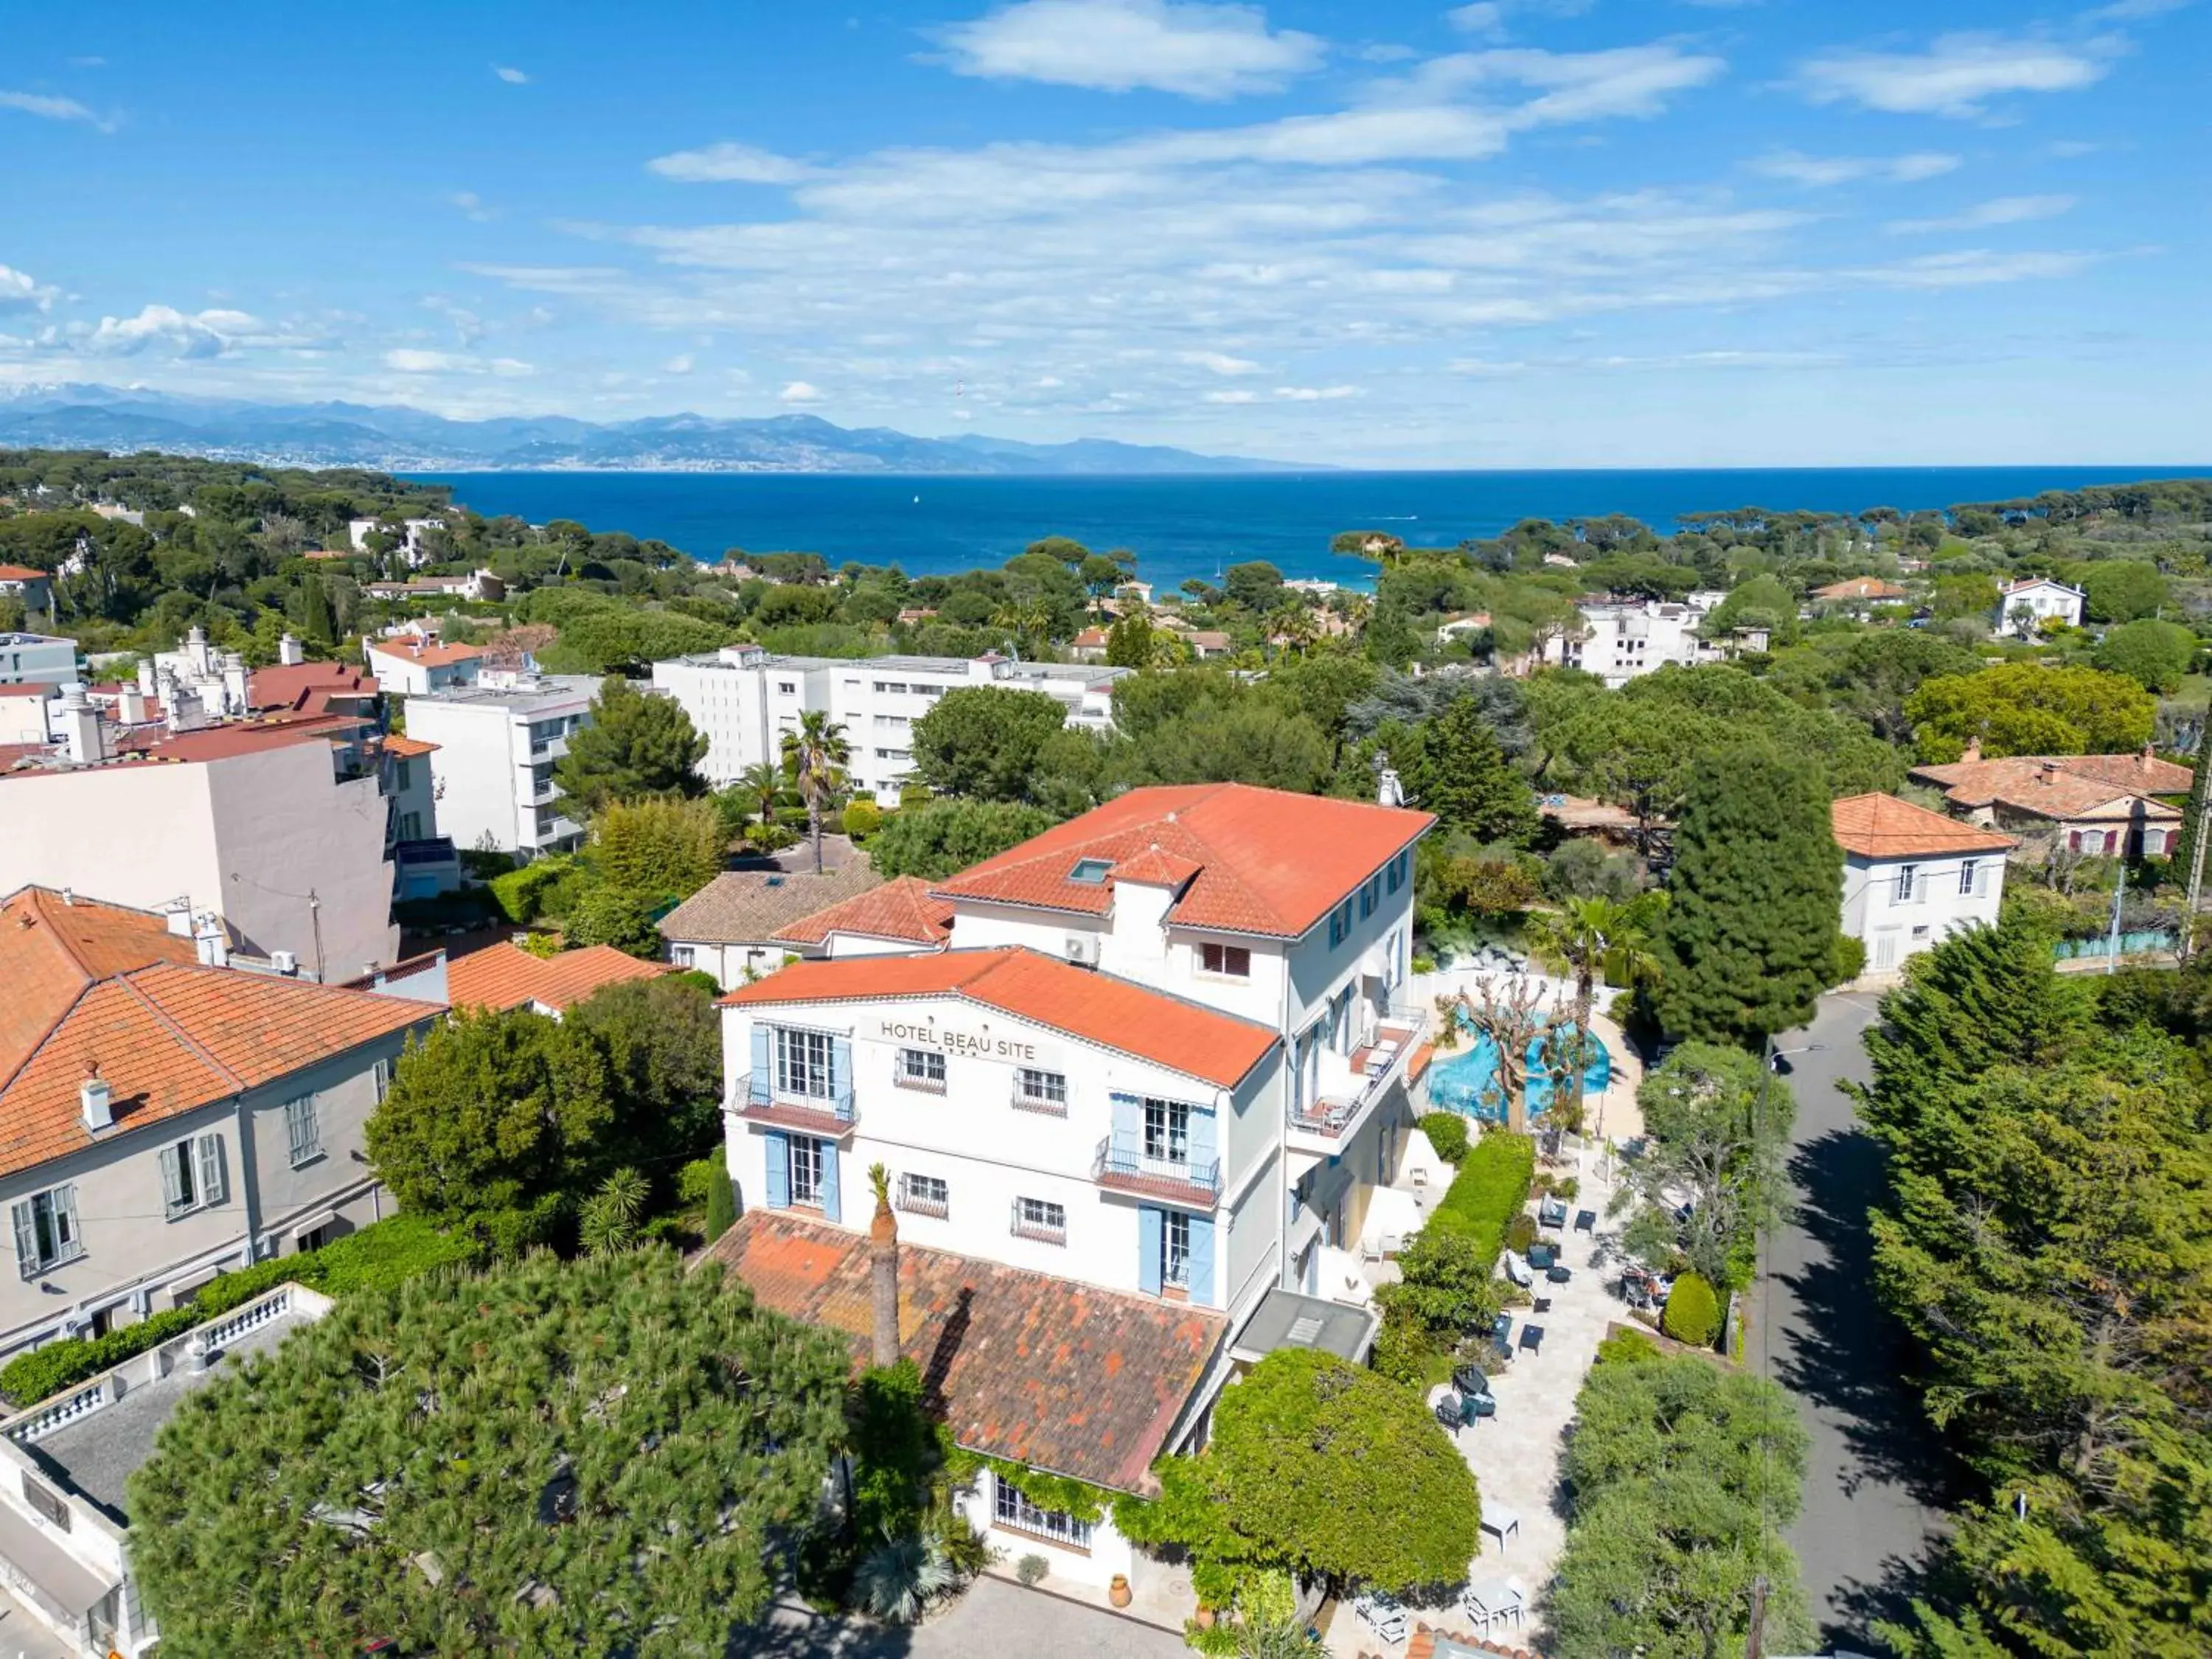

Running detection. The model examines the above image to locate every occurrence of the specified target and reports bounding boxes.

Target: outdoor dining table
[1574,1208,1598,1234]
[1464,1576,1526,1632]
[1518,1324,1545,1354]
[1478,1503,1521,1553]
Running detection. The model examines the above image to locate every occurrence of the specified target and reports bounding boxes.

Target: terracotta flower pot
[1194,1605,1216,1630]
[1108,1573,1133,1608]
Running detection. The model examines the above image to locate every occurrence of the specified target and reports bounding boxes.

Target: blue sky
[2,0,2205,466]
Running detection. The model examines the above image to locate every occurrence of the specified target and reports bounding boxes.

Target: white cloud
[1851,248,2096,288]
[0,90,109,130]
[451,190,497,222]
[664,353,695,374]
[1183,350,1260,374]
[1447,4,1507,38]
[383,348,534,375]
[648,142,815,184]
[780,380,824,404]
[1750,150,1960,187]
[936,0,1326,98]
[493,65,529,84]
[1274,383,1358,400]
[1885,194,2076,234]
[86,305,265,358]
[1201,389,1259,402]
[0,265,58,313]
[1796,33,2112,118]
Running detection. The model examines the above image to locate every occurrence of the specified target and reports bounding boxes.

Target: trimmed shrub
[1830,933,1868,987]
[1425,1132,1537,1267]
[1595,1329,1663,1368]
[1016,1554,1050,1586]
[842,799,883,838]
[1663,1271,1723,1348]
[705,1163,737,1242]
[487,856,580,925]
[1419,1110,1470,1165]
[1503,1212,1537,1256]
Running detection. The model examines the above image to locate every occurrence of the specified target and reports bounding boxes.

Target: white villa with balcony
[401,672,597,858]
[1833,793,2014,978]
[713,784,1432,1582]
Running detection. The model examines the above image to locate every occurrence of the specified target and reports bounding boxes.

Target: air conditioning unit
[271,950,300,976]
[1064,934,1100,967]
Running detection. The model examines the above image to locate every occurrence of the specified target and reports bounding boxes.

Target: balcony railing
[1290,1001,1429,1138]
[731,1072,857,1134]
[897,1187,949,1220]
[1092,1135,1222,1205]
[1010,1078,1069,1116]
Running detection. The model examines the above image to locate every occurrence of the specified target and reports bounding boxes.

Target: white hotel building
[650,645,1127,804]
[709,784,1431,1584]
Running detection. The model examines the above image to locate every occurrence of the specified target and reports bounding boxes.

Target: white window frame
[994,1475,1093,1548]
[159,1133,228,1220]
[1015,1068,1068,1111]
[10,1186,82,1278]
[1896,863,1918,902]
[1958,859,1978,897]
[1143,1099,1192,1166]
[1013,1196,1066,1243]
[897,1172,949,1217]
[1164,1211,1192,1287]
[776,1028,834,1099]
[284,1094,323,1168]
[788,1137,824,1207]
[897,1047,947,1091]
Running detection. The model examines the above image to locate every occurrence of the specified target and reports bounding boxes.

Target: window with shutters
[776,1028,834,1099]
[788,1137,824,1206]
[285,1095,322,1167]
[372,1057,392,1104]
[159,1133,227,1220]
[10,1186,82,1276]
[1142,1099,1192,1166]
[1163,1211,1192,1287]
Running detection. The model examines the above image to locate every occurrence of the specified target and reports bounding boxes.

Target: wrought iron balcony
[1092,1135,1222,1206]
[729,1072,858,1137]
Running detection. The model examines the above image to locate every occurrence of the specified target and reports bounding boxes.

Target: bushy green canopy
[554,675,709,818]
[126,1251,853,1658]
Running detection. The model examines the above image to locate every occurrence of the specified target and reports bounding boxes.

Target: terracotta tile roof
[366,641,484,670]
[0,887,437,1181]
[0,566,46,582]
[1812,577,1905,600]
[379,733,438,757]
[771,875,953,948]
[1910,752,2191,820]
[2001,577,2083,597]
[445,942,671,1013]
[706,1211,1225,1492]
[1831,794,2016,860]
[659,863,883,947]
[719,946,1277,1088]
[0,684,48,698]
[930,782,1432,939]
[1405,1624,1552,1659]
[247,661,380,715]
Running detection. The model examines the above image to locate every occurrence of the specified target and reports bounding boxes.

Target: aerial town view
[0,3,2205,1657]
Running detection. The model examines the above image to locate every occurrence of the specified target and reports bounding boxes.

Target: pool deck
[1408,969,1645,1147]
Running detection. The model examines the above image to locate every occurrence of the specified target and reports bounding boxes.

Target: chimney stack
[193,911,229,969]
[2041,759,2062,787]
[1961,735,1983,763]
[279,632,305,667]
[118,686,148,724]
[80,1068,113,1133]
[2139,742,2155,772]
[867,1164,900,1370]
[220,652,249,716]
[58,682,108,765]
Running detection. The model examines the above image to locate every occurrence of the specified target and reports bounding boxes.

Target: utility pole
[2185,717,2211,961]
[1745,1573,1770,1659]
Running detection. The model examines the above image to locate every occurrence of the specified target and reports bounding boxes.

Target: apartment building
[365,637,484,697]
[0,886,438,1363]
[713,784,1431,1580]
[400,672,597,857]
[650,646,1128,803]
[0,631,79,688]
[0,709,402,982]
[1538,591,1770,688]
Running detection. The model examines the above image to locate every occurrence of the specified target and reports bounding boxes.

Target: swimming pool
[1425,1017,1612,1123]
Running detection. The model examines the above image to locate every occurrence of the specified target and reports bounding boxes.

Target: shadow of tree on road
[1773,1127,1969,1513]
[1825,1543,1955,1659]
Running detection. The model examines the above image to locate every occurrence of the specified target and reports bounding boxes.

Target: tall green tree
[127,1251,853,1659]
[1655,745,1843,1044]
[910,685,1068,802]
[2093,617,2197,692]
[1905,663,2156,762]
[1522,891,1666,1126]
[589,795,726,899]
[781,708,852,874]
[1399,695,1540,844]
[1617,1042,1794,1289]
[566,974,725,1167]
[867,798,1057,880]
[554,675,709,819]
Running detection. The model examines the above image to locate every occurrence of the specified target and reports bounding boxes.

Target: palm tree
[781,710,851,874]
[734,761,785,832]
[1521,891,1666,1133]
[990,596,1054,656]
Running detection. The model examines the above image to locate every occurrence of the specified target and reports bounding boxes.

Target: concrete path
[1748,992,1969,1656]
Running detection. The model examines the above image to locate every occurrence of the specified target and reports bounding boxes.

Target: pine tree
[1654,743,1842,1045]
[1406,695,1540,845]
[553,676,710,821]
[299,574,335,648]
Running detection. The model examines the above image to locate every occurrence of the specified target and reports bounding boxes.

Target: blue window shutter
[819,1141,841,1225]
[762,1132,790,1208]
[1110,1091,1140,1157]
[1188,1103,1217,1174]
[1189,1215,1217,1307]
[1138,1205,1164,1295]
[750,1023,772,1104]
[831,1035,854,1116]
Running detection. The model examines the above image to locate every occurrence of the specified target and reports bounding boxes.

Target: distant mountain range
[0,385,1307,476]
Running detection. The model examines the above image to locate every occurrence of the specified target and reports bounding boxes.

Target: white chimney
[193,912,229,968]
[279,632,305,667]
[80,1071,114,1133]
[118,686,148,724]
[220,652,249,715]
[165,898,195,937]
[185,623,212,675]
[58,683,108,765]
[136,658,159,698]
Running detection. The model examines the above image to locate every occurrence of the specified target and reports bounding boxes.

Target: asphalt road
[1749,992,1968,1658]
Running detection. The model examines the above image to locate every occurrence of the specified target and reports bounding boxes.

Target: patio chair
[1354,1592,1408,1645]
[1528,1242,1557,1270]
[1434,1391,1467,1433]
[1466,1391,1496,1419]
[1574,1208,1598,1234]
[1518,1324,1545,1355]
[1451,1360,1494,1400]
[1547,1264,1573,1284]
[1538,1197,1568,1231]
[1503,1252,1534,1288]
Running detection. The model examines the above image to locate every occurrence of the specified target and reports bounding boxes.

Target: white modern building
[1993,577,2085,638]
[0,711,403,982]
[651,647,1128,803]
[365,638,483,697]
[1540,591,1764,688]
[0,631,80,688]
[1832,793,2013,978]
[401,672,597,857]
[347,515,445,563]
[711,784,1432,1582]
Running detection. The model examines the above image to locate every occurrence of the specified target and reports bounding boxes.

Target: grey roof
[1231,1287,1378,1364]
[405,674,599,713]
[29,1308,310,1522]
[658,859,883,946]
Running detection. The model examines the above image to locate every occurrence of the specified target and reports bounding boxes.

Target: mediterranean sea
[406,467,2209,594]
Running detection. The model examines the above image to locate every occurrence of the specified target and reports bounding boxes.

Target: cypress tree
[299,574,335,648]
[1655,744,1842,1046]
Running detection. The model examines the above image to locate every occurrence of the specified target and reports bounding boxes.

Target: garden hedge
[0,1214,483,1408]
[1424,1130,1536,1267]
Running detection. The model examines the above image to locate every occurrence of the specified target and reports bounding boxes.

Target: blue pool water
[1427,1020,1611,1124]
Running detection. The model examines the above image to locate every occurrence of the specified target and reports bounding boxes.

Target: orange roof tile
[379,733,438,757]
[445,942,671,1013]
[720,946,1278,1088]
[931,782,1431,938]
[0,565,47,582]
[1910,752,2192,818]
[247,661,380,715]
[367,641,484,670]
[0,887,439,1180]
[771,875,953,948]
[1831,794,2016,860]
[706,1211,1225,1492]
